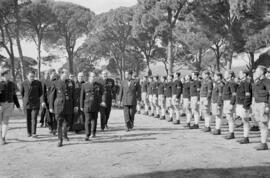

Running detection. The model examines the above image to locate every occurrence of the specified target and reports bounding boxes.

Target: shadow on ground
[124,165,270,178]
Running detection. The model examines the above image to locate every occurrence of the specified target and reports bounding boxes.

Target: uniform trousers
[25,109,39,135]
[123,105,136,129]
[85,112,98,137]
[100,105,112,130]
[55,114,71,141]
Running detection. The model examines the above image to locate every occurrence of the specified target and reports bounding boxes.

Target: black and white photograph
[0,0,270,177]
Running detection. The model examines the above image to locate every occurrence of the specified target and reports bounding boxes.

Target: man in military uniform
[253,66,270,150]
[100,71,115,131]
[158,76,167,120]
[73,72,85,133]
[153,76,160,118]
[80,72,103,141]
[165,75,174,122]
[182,75,192,128]
[222,70,237,139]
[119,70,141,131]
[113,78,121,108]
[50,71,77,147]
[235,70,252,144]
[147,76,154,116]
[141,76,149,115]
[189,71,201,129]
[21,71,43,138]
[200,71,213,132]
[172,72,183,124]
[40,70,50,127]
[211,72,224,135]
[0,69,21,145]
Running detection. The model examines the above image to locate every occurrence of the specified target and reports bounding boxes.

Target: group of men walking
[137,66,270,151]
[0,68,116,147]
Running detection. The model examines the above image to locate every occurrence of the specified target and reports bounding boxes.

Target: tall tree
[138,0,192,74]
[47,2,94,74]
[20,0,55,79]
[91,7,134,79]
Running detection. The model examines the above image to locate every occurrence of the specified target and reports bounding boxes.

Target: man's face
[27,73,35,82]
[60,73,68,81]
[224,71,230,81]
[102,71,108,79]
[192,73,197,80]
[239,71,246,80]
[255,68,263,79]
[50,72,56,80]
[3,71,11,81]
[77,73,84,82]
[125,72,132,80]
[89,72,96,83]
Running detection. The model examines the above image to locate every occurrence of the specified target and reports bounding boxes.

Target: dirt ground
[0,108,270,178]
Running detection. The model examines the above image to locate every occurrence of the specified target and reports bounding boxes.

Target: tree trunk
[167,39,173,74]
[216,45,221,72]
[146,58,152,76]
[37,37,42,79]
[68,52,74,74]
[196,48,202,71]
[226,47,233,70]
[5,26,16,82]
[249,52,255,78]
[14,0,25,81]
[121,53,125,79]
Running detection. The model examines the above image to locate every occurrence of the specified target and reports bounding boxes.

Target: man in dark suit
[120,70,141,132]
[40,70,51,128]
[80,72,103,141]
[21,71,43,138]
[100,71,115,131]
[50,71,77,147]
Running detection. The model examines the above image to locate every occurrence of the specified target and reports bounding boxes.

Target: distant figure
[119,70,141,132]
[21,71,43,138]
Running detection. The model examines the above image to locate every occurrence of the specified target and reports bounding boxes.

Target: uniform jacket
[200,78,213,99]
[222,80,237,105]
[141,81,148,93]
[172,80,183,99]
[165,82,173,98]
[21,80,43,109]
[120,79,141,106]
[211,80,224,106]
[50,79,76,115]
[100,78,115,106]
[190,80,201,98]
[182,82,191,99]
[0,80,20,108]
[80,81,103,113]
[253,77,270,104]
[158,82,166,95]
[147,82,154,95]
[75,81,85,108]
[236,79,252,109]
[152,81,159,96]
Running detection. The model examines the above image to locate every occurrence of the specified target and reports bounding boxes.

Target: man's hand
[41,102,46,108]
[80,108,84,112]
[100,102,106,107]
[18,107,23,112]
[264,106,270,114]
[49,109,54,113]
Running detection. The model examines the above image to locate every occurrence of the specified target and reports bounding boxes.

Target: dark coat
[21,80,43,109]
[0,80,20,108]
[75,81,85,108]
[119,79,141,106]
[80,82,104,113]
[100,78,115,106]
[49,79,76,115]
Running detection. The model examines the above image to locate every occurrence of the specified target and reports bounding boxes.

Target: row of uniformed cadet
[137,66,270,151]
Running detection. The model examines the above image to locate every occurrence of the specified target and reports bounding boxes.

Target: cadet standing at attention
[80,72,103,141]
[50,71,77,147]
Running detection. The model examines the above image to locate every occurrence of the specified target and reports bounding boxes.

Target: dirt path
[0,108,270,178]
